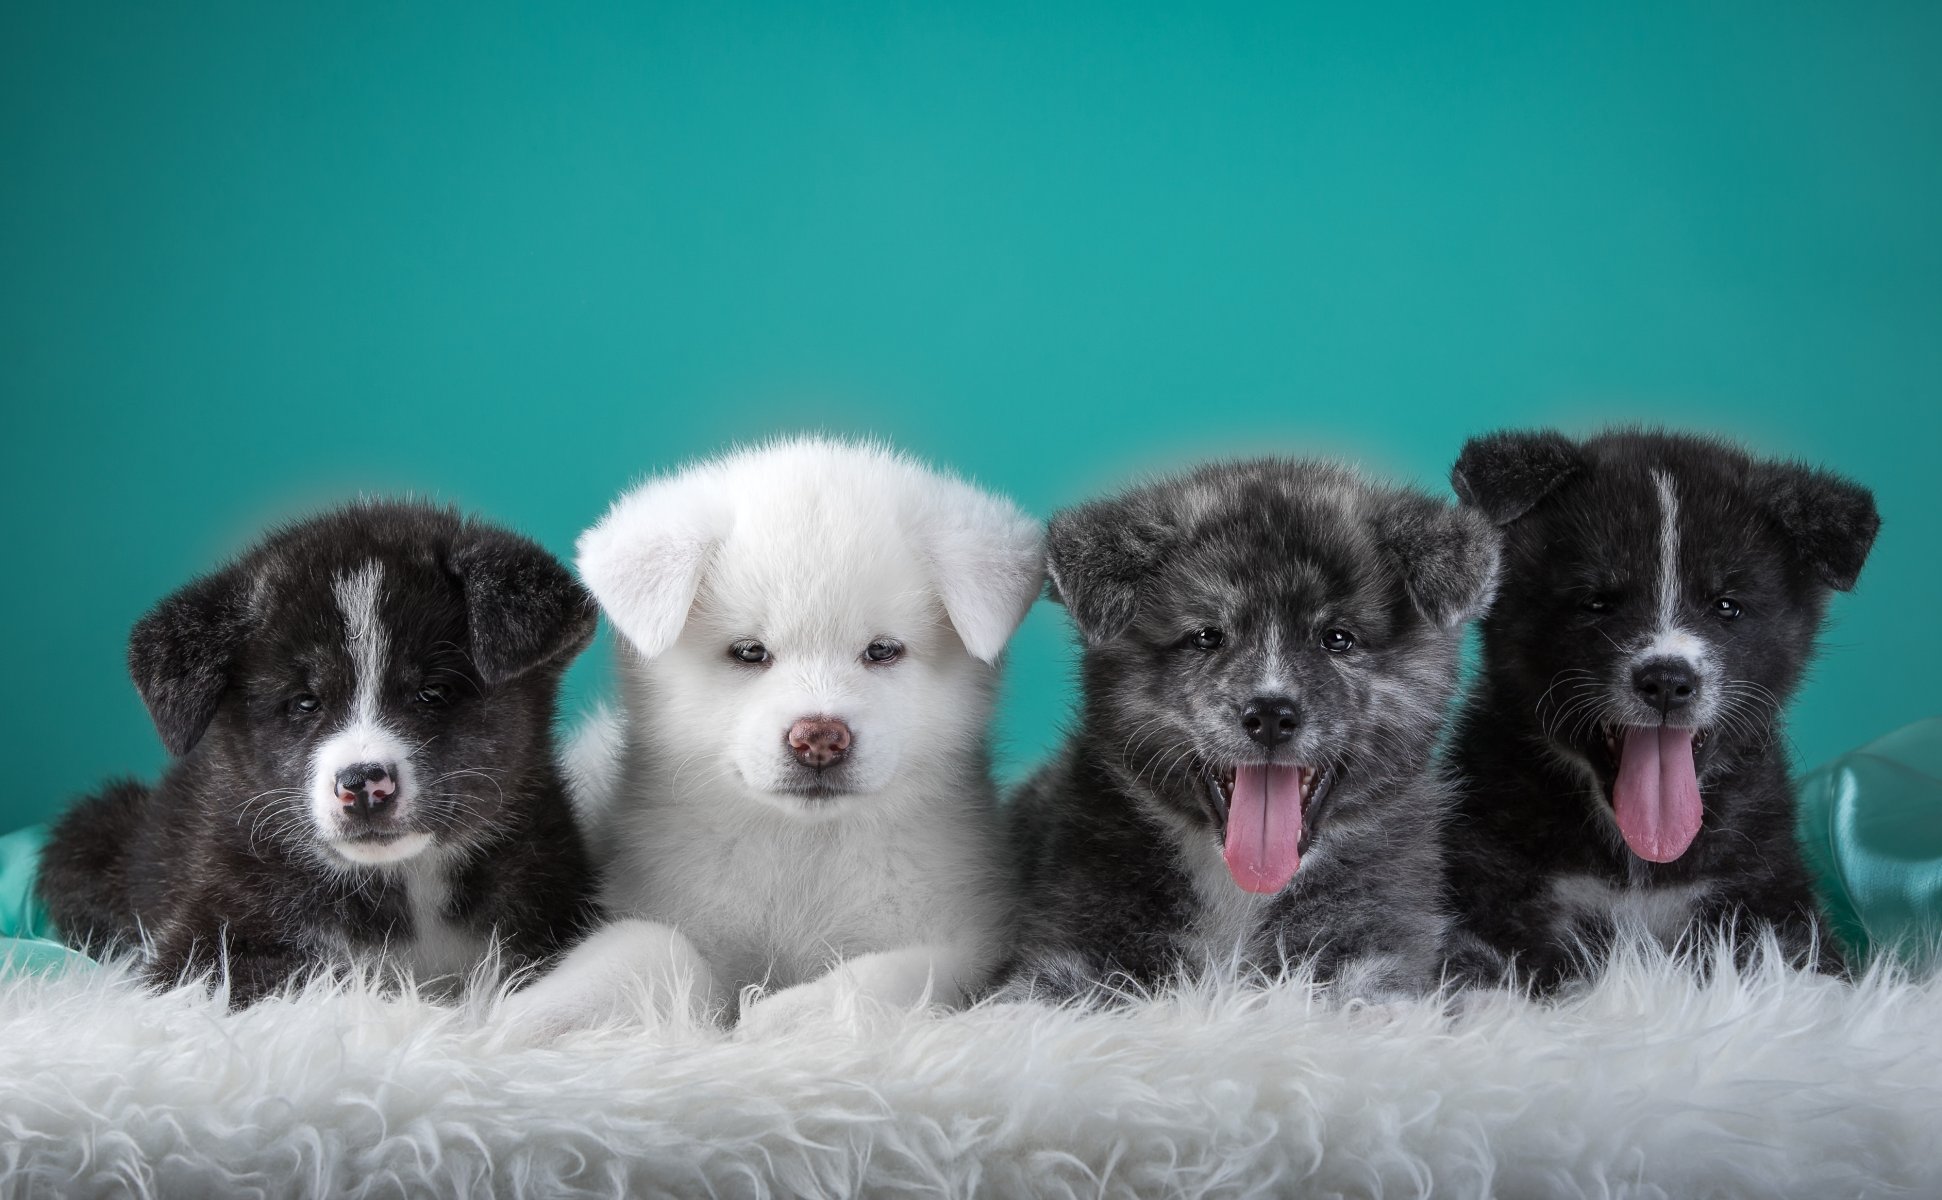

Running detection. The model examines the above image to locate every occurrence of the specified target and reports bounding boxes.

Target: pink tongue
[1612,726,1703,863]
[1223,764,1305,894]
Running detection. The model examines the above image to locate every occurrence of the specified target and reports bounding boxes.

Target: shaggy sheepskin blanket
[2,943,1938,1199]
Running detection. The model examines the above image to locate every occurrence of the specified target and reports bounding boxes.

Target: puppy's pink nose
[336,762,399,815]
[787,717,853,769]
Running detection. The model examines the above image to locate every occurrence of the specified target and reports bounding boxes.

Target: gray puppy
[1000,459,1499,1000]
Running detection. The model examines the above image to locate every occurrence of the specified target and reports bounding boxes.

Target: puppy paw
[487,918,724,1047]
[1339,995,1421,1031]
[735,975,844,1040]
[491,980,606,1049]
[734,945,970,1040]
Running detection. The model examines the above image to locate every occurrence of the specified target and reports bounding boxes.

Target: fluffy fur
[1004,460,1500,1000]
[509,438,1043,1034]
[35,502,600,1006]
[3,942,1939,1197]
[1445,429,1880,986]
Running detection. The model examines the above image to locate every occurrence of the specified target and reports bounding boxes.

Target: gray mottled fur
[999,459,1499,1002]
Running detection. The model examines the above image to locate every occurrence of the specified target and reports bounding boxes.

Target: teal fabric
[0,826,53,940]
[0,826,92,974]
[1799,718,1942,970]
[0,937,91,975]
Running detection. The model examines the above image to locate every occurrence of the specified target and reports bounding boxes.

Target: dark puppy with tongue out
[1000,459,1500,1000]
[1444,429,1879,987]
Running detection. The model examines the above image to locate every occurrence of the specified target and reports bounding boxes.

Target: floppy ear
[917,481,1045,665]
[1373,493,1503,627]
[1045,492,1177,645]
[576,476,722,660]
[128,565,253,756]
[1751,460,1881,592]
[450,525,598,686]
[1450,430,1585,525]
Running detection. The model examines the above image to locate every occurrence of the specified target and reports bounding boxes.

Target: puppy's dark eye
[730,640,771,665]
[289,694,321,715]
[1581,595,1617,615]
[1712,597,1743,620]
[1321,629,1356,653]
[1188,628,1224,651]
[864,639,904,664]
[415,684,449,706]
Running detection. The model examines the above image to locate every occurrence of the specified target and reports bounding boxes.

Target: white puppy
[508,437,1042,1035]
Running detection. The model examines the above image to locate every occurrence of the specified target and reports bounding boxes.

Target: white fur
[498,917,725,1040]
[1176,819,1276,965]
[391,851,490,984]
[300,850,488,989]
[1653,469,1682,636]
[309,562,425,865]
[6,941,1940,1196]
[536,438,1042,1031]
[1546,873,1717,947]
[558,701,626,825]
[328,831,431,867]
[1632,470,1719,725]
[299,565,479,976]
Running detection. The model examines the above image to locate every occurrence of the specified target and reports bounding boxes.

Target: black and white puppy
[1002,459,1500,1000]
[37,501,600,1006]
[1444,429,1879,986]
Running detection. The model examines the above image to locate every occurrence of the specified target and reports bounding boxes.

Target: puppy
[507,438,1042,1033]
[1001,459,1500,1001]
[1443,429,1879,986]
[36,502,600,1006]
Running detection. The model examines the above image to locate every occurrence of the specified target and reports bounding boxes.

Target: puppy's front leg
[495,917,725,1041]
[983,947,1140,1006]
[737,943,974,1037]
[144,925,311,1009]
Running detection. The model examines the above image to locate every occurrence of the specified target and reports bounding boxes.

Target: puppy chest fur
[610,798,1008,992]
[1544,874,1717,949]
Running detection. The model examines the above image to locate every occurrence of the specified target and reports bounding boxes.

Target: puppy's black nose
[1240,697,1300,748]
[788,717,853,770]
[336,762,399,815]
[1633,660,1699,716]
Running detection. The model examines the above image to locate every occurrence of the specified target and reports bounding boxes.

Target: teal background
[3,2,1937,831]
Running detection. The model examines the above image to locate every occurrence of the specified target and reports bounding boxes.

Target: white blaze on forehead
[1630,469,1716,722]
[333,561,389,726]
[308,561,426,863]
[1652,470,1680,636]
[1638,469,1704,666]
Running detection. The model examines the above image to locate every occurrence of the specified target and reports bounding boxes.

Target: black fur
[1445,428,1880,987]
[37,501,601,1006]
[1004,460,1499,1000]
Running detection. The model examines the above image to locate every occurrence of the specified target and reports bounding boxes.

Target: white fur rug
[2,944,1938,1199]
